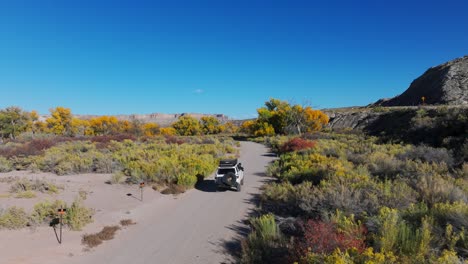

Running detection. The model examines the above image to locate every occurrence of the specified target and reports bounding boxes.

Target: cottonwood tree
[246,98,329,136]
[172,116,202,136]
[88,116,120,135]
[200,116,222,135]
[46,107,75,136]
[142,122,160,137]
[0,106,30,139]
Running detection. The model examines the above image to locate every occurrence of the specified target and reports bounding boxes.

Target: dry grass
[82,233,102,248]
[120,219,136,226]
[151,182,166,191]
[82,225,121,248]
[97,226,120,240]
[160,184,186,195]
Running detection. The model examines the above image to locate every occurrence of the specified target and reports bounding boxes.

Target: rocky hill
[376,56,468,106]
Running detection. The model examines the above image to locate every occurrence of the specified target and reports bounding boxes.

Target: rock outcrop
[325,109,381,130]
[377,56,468,106]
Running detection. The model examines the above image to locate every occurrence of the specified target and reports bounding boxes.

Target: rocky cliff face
[377,56,468,106]
[324,108,376,130]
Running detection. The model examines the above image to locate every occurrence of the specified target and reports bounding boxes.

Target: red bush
[280,138,315,153]
[293,219,366,258]
[0,138,58,157]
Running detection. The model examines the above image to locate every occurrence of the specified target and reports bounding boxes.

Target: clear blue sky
[0,0,467,119]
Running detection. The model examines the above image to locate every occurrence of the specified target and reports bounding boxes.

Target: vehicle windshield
[217,168,235,175]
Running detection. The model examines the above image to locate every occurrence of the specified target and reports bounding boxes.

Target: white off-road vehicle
[215,159,244,192]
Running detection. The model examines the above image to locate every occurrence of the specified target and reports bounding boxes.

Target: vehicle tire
[241,178,244,185]
[222,172,236,187]
[236,182,241,192]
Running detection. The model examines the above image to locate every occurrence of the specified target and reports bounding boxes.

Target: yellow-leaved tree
[245,98,329,136]
[88,116,120,135]
[200,116,222,135]
[172,116,202,136]
[46,107,75,136]
[142,122,160,137]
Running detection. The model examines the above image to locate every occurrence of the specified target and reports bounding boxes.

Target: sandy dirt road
[70,141,275,264]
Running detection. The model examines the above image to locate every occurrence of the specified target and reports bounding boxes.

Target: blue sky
[0,0,467,119]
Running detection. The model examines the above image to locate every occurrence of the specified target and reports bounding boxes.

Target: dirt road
[72,141,274,264]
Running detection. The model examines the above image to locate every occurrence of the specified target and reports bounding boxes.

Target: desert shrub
[0,206,29,229]
[160,184,186,195]
[38,141,108,175]
[432,202,468,234]
[15,190,37,198]
[93,154,115,173]
[279,137,315,153]
[456,163,468,179]
[111,138,230,186]
[176,173,197,188]
[298,181,382,218]
[398,145,454,167]
[10,178,60,194]
[89,133,135,145]
[82,225,121,248]
[377,179,417,210]
[367,152,404,180]
[373,207,433,258]
[241,214,288,264]
[109,172,126,184]
[262,182,299,216]
[413,173,467,206]
[247,131,468,262]
[30,199,66,225]
[0,156,13,172]
[97,225,120,240]
[0,138,57,158]
[293,218,366,258]
[65,197,94,231]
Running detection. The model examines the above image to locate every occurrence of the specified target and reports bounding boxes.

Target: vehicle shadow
[195,179,225,193]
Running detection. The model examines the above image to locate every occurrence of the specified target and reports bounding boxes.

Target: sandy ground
[0,142,274,264]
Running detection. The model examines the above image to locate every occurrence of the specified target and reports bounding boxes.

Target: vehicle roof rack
[218,159,238,167]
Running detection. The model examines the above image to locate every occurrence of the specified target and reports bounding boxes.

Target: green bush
[10,178,61,195]
[109,172,126,184]
[111,138,231,186]
[0,206,29,229]
[0,156,12,172]
[15,190,37,198]
[241,214,288,264]
[248,131,468,262]
[176,173,197,188]
[30,200,66,225]
[374,207,432,258]
[65,197,94,231]
[38,141,111,175]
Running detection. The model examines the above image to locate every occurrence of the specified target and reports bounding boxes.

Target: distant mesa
[374,55,468,106]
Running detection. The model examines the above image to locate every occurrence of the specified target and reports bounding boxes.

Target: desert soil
[0,141,274,264]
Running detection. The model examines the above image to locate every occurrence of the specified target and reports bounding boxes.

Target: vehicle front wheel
[236,182,241,192]
[241,178,244,185]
